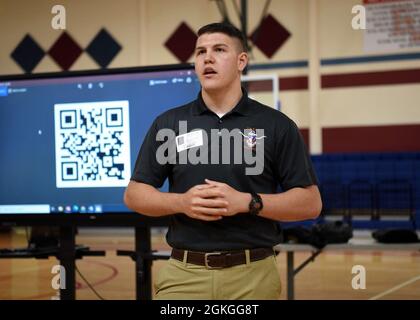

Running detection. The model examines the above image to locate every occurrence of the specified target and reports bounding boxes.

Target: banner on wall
[364,0,420,52]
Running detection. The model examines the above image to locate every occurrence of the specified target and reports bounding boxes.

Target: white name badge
[175,130,204,152]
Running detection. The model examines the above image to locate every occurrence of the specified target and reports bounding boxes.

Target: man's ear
[238,52,248,72]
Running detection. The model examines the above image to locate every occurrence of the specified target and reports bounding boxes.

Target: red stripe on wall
[323,124,420,153]
[247,68,420,91]
[321,69,420,88]
[363,0,401,4]
[247,80,272,92]
[247,76,308,92]
[299,128,309,149]
[281,76,308,90]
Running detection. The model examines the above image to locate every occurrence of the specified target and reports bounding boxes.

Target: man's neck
[201,82,243,115]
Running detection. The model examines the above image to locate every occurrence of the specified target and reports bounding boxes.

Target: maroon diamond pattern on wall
[165,22,197,63]
[48,32,83,70]
[250,14,291,59]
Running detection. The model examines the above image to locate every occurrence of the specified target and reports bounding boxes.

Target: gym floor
[0,227,419,300]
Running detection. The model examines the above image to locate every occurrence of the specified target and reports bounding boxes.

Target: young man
[124,23,322,300]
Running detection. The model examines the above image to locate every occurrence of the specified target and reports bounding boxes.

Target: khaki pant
[154,252,281,300]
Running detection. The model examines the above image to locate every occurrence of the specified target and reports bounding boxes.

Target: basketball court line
[369,274,420,300]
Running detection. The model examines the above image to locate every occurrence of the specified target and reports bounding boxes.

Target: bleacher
[310,152,420,229]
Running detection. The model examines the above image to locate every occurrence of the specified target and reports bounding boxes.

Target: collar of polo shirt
[192,87,252,117]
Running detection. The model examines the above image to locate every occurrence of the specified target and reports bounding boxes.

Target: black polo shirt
[131,89,318,251]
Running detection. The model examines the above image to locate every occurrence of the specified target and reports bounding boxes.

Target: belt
[171,248,274,269]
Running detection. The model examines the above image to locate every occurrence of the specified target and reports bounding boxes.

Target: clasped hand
[181,179,250,221]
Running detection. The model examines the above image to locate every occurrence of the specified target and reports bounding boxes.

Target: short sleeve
[131,117,171,188]
[275,120,318,191]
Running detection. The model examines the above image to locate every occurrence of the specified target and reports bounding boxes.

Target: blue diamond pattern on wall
[48,32,83,71]
[10,34,45,73]
[86,28,122,68]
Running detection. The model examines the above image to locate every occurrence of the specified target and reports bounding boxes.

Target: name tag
[175,130,203,152]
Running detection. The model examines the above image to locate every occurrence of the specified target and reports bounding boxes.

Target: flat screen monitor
[0,64,200,225]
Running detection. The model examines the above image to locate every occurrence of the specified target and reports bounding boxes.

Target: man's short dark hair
[197,22,248,53]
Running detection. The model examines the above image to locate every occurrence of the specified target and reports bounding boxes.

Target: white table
[274,236,420,300]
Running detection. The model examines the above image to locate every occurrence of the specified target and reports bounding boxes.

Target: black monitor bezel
[0,63,195,226]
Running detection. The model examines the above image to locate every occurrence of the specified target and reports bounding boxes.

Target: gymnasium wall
[0,0,419,153]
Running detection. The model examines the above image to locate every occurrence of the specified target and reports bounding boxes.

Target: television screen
[0,64,200,219]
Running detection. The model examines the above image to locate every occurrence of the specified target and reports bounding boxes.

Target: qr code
[54,100,131,188]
